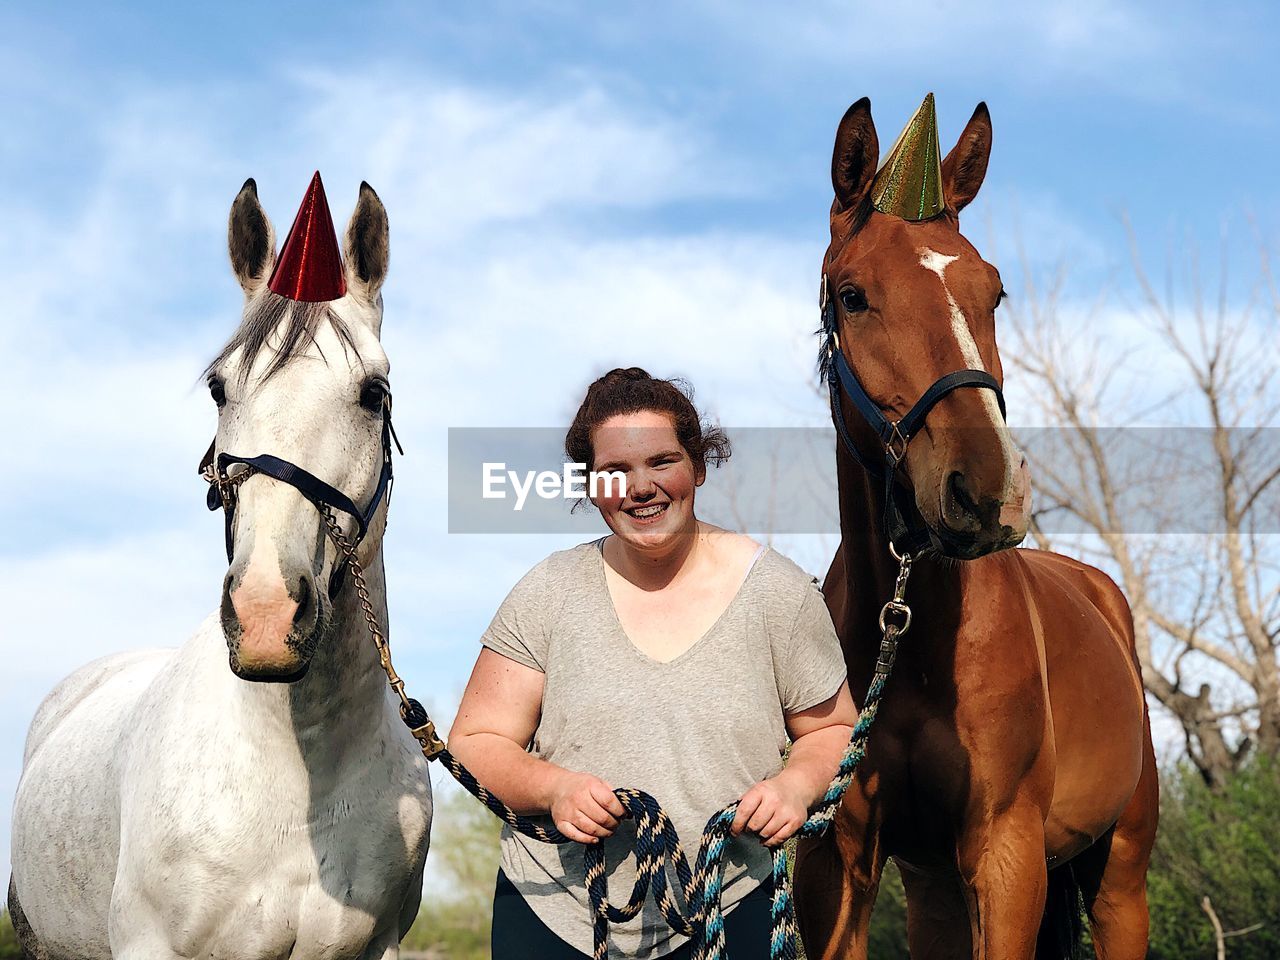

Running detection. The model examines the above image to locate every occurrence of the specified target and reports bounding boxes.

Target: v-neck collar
[592,537,769,667]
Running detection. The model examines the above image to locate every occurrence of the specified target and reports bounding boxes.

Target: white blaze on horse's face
[910,244,1030,551]
[210,179,391,681]
[917,246,1020,477]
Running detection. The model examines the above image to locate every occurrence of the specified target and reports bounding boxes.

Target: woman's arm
[730,682,858,848]
[449,648,626,844]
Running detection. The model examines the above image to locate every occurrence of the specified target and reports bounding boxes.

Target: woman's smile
[625,501,669,523]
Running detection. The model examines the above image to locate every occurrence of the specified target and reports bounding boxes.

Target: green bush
[1,909,21,960]
[866,861,909,959]
[1148,760,1280,960]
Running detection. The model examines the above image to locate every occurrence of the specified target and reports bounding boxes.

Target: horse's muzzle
[220,566,326,682]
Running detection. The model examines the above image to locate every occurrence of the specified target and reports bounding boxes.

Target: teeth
[631,504,666,518]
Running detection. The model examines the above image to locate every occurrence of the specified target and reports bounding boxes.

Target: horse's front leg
[794,782,886,960]
[360,930,402,960]
[958,798,1048,960]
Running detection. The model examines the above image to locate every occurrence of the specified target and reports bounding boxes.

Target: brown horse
[793,96,1159,960]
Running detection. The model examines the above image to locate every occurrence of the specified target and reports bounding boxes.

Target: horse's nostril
[948,471,980,518]
[293,576,312,625]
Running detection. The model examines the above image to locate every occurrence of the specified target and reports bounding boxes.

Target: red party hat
[267,171,347,302]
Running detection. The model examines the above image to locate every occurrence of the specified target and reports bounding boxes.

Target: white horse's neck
[232,542,392,762]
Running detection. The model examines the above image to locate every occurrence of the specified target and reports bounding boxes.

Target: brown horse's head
[822,95,1029,560]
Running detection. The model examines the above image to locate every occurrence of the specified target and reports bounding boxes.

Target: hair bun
[595,367,652,387]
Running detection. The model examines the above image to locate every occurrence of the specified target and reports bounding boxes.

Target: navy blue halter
[820,274,1007,553]
[200,409,402,599]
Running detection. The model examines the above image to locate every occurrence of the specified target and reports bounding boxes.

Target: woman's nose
[628,470,656,499]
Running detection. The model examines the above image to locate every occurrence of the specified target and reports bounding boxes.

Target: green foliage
[1147,759,1280,960]
[867,861,909,960]
[0,909,21,960]
[402,787,502,960]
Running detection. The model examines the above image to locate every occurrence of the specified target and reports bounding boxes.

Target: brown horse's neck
[835,446,961,669]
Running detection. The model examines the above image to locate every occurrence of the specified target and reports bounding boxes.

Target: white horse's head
[205,177,392,682]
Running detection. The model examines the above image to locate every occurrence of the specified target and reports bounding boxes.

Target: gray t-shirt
[479,538,847,959]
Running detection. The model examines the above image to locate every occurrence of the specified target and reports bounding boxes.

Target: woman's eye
[209,379,226,408]
[359,381,389,412]
[840,288,868,313]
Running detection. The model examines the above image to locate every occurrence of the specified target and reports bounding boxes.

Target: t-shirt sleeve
[479,559,551,672]
[777,576,847,713]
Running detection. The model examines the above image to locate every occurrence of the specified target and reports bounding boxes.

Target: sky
[2,0,1278,892]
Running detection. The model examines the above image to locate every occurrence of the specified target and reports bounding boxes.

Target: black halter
[199,406,402,600]
[820,274,1007,553]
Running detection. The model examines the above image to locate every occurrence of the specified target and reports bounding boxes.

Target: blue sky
[3,1,1277,885]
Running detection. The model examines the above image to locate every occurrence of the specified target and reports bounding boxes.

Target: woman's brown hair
[565,367,731,479]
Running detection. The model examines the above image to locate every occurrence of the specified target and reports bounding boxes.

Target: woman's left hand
[730,774,810,848]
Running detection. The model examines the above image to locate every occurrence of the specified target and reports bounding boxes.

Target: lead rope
[322,507,914,960]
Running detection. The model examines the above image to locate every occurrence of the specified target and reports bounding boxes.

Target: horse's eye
[359,380,389,412]
[996,287,1008,309]
[840,287,868,313]
[208,378,226,408]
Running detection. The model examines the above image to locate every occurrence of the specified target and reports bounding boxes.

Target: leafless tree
[999,220,1280,788]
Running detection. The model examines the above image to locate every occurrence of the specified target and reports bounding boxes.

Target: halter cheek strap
[821,275,1007,552]
[201,411,401,600]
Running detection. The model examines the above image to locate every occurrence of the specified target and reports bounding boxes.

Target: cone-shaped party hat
[268,171,347,302]
[870,93,945,222]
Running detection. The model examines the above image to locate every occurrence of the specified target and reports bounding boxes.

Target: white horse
[9,178,432,960]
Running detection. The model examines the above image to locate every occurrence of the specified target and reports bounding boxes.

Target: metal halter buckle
[885,421,909,465]
[409,717,446,760]
[878,599,912,636]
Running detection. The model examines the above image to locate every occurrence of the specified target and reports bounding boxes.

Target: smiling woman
[446,368,858,960]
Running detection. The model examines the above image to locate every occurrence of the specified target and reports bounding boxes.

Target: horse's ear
[227,179,276,295]
[832,97,879,211]
[942,102,992,214]
[344,182,389,306]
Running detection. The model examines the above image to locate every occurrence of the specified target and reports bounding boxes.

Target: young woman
[449,368,856,960]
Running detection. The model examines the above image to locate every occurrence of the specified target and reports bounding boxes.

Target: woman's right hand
[549,771,627,844]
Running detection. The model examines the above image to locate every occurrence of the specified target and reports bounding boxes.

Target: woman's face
[589,409,702,552]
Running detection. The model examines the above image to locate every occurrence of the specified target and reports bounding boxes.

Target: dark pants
[491,868,775,959]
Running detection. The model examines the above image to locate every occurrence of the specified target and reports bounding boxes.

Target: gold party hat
[870,93,945,221]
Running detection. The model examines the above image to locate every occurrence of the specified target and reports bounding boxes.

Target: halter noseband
[820,273,1007,553]
[199,406,402,600]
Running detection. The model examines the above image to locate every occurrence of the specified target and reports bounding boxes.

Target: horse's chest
[201,875,379,960]
[118,728,430,960]
[151,791,427,960]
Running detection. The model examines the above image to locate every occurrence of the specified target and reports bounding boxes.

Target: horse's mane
[206,291,363,384]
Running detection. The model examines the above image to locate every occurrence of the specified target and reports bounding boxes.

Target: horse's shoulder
[23,647,174,767]
[1011,548,1134,645]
